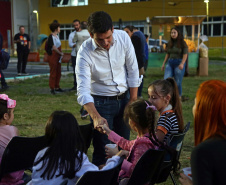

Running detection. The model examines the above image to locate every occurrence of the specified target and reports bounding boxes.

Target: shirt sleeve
[14,34,18,41]
[76,47,94,105]
[183,41,188,54]
[76,153,120,178]
[156,115,172,135]
[27,34,31,42]
[108,131,134,151]
[68,32,76,48]
[73,32,78,43]
[124,32,139,88]
[131,35,144,70]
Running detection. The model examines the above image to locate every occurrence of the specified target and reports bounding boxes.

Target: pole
[222,0,225,56]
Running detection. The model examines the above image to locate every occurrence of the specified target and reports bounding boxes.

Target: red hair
[194,80,226,146]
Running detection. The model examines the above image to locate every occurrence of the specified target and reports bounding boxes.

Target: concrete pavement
[3,58,73,82]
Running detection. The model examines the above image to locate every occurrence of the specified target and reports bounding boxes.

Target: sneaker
[21,73,29,75]
[50,89,55,95]
[18,73,22,76]
[55,88,64,92]
[80,107,89,120]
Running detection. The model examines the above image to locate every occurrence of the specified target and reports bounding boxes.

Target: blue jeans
[92,91,130,166]
[164,59,186,96]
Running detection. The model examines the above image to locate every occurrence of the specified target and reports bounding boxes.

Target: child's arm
[102,124,134,151]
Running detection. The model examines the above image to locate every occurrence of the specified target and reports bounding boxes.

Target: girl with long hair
[161,27,188,97]
[28,111,124,185]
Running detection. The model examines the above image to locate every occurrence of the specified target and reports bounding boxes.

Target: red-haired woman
[179,80,226,185]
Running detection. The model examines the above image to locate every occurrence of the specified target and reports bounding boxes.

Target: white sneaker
[17,73,22,76]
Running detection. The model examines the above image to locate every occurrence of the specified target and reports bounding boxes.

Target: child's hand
[101,124,112,135]
[116,150,130,158]
[105,145,119,158]
[179,173,193,185]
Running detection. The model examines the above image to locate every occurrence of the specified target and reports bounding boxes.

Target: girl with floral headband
[0,94,26,184]
[101,99,160,183]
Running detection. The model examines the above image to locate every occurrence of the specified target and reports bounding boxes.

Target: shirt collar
[91,31,116,51]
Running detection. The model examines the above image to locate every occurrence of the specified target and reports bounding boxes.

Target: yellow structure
[39,0,226,49]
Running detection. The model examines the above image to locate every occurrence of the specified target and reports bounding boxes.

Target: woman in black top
[179,80,226,185]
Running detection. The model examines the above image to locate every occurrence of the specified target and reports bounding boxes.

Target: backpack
[0,50,10,70]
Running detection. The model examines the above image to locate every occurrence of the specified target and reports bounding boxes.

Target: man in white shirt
[76,11,139,167]
[68,19,81,90]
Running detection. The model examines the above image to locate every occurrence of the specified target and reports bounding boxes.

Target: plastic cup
[105,144,117,148]
[182,167,192,180]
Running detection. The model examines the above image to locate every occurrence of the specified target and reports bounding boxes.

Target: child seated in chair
[0,94,25,185]
[27,111,126,185]
[101,99,164,184]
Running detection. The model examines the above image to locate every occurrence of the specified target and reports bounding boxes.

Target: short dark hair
[124,25,135,32]
[49,22,60,32]
[19,26,25,30]
[87,11,112,35]
[81,21,87,30]
[73,19,80,24]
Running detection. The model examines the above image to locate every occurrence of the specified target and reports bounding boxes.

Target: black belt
[92,91,128,100]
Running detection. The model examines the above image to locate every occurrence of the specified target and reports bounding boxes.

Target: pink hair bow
[0,94,16,108]
[144,101,157,111]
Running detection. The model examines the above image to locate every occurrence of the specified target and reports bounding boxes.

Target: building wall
[0,1,11,49]
[39,0,226,48]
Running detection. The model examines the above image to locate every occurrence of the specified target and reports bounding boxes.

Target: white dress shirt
[76,29,139,106]
[27,147,120,185]
[68,31,77,56]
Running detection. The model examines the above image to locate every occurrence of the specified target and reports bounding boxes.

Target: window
[203,24,211,36]
[109,0,148,4]
[224,23,226,35]
[52,0,88,7]
[213,24,221,36]
[213,17,222,22]
[59,24,74,40]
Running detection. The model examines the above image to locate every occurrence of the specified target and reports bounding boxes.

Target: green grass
[4,65,226,184]
[209,48,226,61]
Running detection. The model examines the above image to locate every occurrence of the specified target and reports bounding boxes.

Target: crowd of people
[0,11,225,185]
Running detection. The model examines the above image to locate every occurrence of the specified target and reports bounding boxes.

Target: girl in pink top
[0,94,24,185]
[102,99,161,182]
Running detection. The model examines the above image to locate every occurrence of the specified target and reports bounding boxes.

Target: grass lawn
[4,64,226,184]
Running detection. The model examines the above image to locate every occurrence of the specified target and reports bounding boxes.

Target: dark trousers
[0,69,7,87]
[138,78,143,97]
[92,91,130,166]
[71,56,77,87]
[17,50,29,73]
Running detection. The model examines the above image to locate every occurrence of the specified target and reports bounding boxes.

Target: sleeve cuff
[108,131,122,144]
[121,159,132,173]
[157,125,168,135]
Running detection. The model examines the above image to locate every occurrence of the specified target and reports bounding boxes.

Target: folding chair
[126,149,165,185]
[156,122,191,185]
[75,156,124,185]
[0,136,47,181]
[79,123,93,154]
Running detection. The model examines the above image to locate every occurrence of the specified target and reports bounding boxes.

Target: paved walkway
[4,58,73,82]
